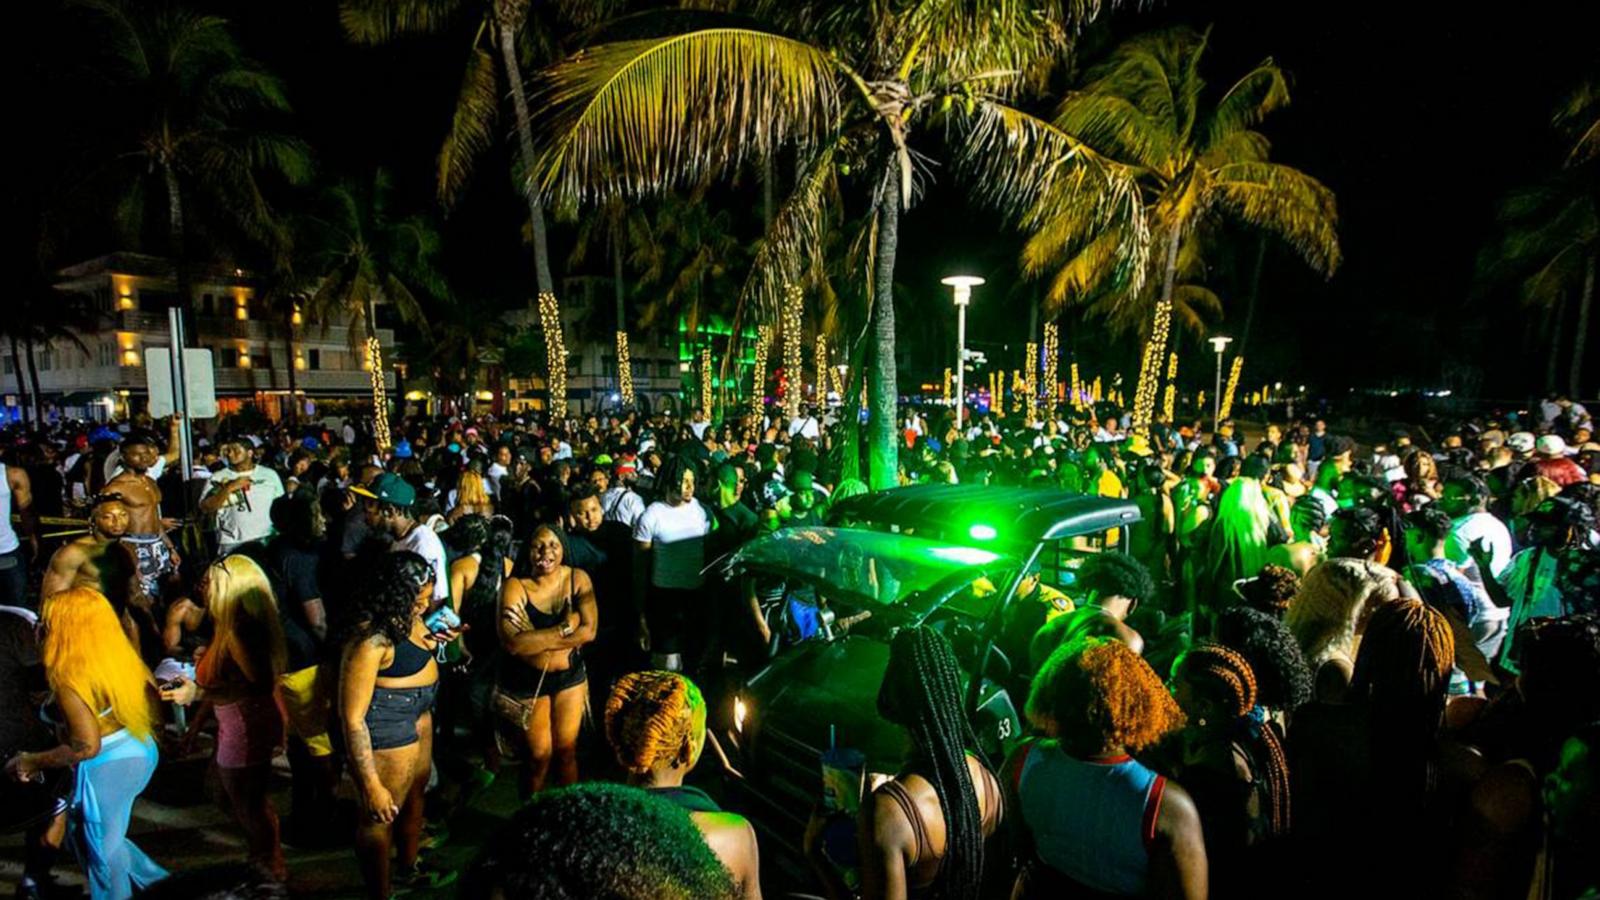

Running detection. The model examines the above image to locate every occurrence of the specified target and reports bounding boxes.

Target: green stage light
[929,545,1000,566]
[968,523,998,541]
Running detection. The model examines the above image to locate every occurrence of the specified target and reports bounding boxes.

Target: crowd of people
[0,392,1596,899]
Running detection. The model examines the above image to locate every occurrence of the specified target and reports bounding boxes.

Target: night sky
[35,1,1600,402]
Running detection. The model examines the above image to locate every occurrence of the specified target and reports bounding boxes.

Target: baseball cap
[392,439,414,459]
[788,470,814,491]
[1535,434,1568,457]
[594,453,614,466]
[349,473,416,507]
[760,478,792,509]
[615,455,638,477]
[1507,432,1536,453]
[1123,434,1153,457]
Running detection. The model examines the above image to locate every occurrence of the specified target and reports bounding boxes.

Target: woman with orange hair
[161,555,287,879]
[605,670,761,900]
[1006,637,1207,899]
[4,588,167,899]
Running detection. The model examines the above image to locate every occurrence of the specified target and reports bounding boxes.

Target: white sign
[144,348,219,419]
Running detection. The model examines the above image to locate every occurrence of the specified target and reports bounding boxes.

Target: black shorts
[363,683,437,751]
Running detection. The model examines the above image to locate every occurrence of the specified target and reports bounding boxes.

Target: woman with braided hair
[604,670,762,900]
[1167,643,1292,896]
[858,626,1002,900]
[1007,637,1206,899]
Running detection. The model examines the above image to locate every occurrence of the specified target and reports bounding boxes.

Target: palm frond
[1554,78,1599,167]
[338,0,467,43]
[438,40,499,207]
[1054,90,1173,171]
[736,133,843,321]
[530,29,844,207]
[1212,161,1341,274]
[1205,61,1290,151]
[899,0,1109,97]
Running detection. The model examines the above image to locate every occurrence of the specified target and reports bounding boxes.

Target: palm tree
[1479,80,1597,396]
[1021,27,1341,430]
[339,0,621,416]
[79,1,311,316]
[530,2,1132,489]
[301,171,446,448]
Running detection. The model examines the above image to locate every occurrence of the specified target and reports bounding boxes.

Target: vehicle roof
[720,526,1015,608]
[830,484,1142,545]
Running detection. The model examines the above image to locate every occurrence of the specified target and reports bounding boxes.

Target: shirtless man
[103,430,181,603]
[41,494,145,646]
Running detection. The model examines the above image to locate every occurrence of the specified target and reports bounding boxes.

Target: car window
[724,527,1014,608]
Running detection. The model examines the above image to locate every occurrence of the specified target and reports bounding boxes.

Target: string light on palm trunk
[943,368,952,406]
[1070,362,1081,410]
[700,348,713,414]
[782,285,804,419]
[751,325,771,412]
[1042,322,1059,411]
[616,331,635,405]
[1025,341,1039,424]
[1163,351,1178,422]
[1220,355,1244,420]
[538,291,568,420]
[1132,300,1173,434]
[367,335,390,451]
[814,336,828,399]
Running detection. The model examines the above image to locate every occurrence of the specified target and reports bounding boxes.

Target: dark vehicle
[715,485,1141,853]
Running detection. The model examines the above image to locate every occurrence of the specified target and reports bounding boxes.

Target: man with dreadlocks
[857,626,1001,900]
[1165,643,1293,897]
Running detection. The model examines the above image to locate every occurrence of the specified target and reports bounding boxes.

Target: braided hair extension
[1175,643,1292,836]
[605,671,705,776]
[1215,606,1315,711]
[1350,598,1454,805]
[878,626,984,900]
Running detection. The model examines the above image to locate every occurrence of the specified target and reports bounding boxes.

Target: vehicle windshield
[722,527,1015,608]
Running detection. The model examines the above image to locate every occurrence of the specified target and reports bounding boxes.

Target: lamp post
[941,275,985,430]
[1208,335,1233,435]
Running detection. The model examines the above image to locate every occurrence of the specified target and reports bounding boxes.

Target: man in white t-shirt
[1441,474,1514,579]
[633,459,713,670]
[199,436,286,553]
[602,457,647,528]
[789,406,821,440]
[487,444,513,500]
[689,409,712,441]
[351,473,449,602]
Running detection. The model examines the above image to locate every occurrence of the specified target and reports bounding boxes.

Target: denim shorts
[364,683,437,751]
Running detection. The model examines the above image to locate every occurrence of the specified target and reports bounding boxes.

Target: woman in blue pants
[5,587,167,899]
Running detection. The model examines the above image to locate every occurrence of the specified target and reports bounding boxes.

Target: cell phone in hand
[423,604,461,635]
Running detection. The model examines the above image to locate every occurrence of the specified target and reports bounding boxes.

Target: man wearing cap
[602,457,646,529]
[1530,435,1586,487]
[105,429,182,600]
[200,435,286,554]
[1473,497,1600,673]
[786,470,825,528]
[352,474,449,603]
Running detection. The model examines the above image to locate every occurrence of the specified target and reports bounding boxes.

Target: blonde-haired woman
[606,671,761,900]
[1284,558,1405,703]
[448,468,494,523]
[162,554,288,879]
[5,588,167,899]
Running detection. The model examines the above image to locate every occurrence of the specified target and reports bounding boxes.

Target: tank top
[496,568,577,696]
[0,464,18,554]
[377,638,433,678]
[1014,740,1165,897]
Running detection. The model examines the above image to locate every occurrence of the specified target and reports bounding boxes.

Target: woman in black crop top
[335,552,463,897]
[495,524,597,798]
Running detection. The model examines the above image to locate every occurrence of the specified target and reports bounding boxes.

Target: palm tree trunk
[497,24,555,298]
[284,300,299,425]
[24,335,44,426]
[867,163,901,491]
[1570,253,1594,396]
[9,335,31,427]
[1134,228,1182,430]
[1543,295,1565,394]
[1239,236,1267,353]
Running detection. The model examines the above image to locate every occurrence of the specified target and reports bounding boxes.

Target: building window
[201,293,215,315]
[251,351,270,369]
[658,362,676,378]
[219,348,239,368]
[2,356,11,375]
[308,349,321,370]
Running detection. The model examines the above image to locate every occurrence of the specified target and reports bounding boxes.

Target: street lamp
[1208,335,1233,434]
[941,275,985,430]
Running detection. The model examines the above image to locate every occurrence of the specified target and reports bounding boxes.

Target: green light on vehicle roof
[928,545,1000,566]
[968,523,998,541]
